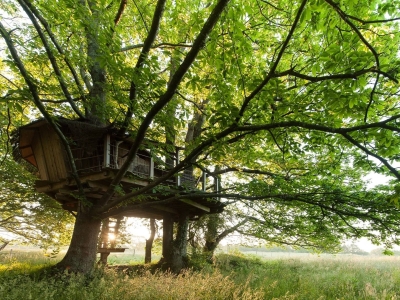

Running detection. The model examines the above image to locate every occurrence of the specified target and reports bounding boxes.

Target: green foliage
[0,156,73,250]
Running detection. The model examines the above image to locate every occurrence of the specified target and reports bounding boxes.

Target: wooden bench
[97,247,128,264]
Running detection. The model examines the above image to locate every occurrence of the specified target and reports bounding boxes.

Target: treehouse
[17,119,223,217]
[17,119,224,262]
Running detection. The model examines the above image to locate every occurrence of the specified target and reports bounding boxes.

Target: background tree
[0,155,73,251]
[1,0,400,273]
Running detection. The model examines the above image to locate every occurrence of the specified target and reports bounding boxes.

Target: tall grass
[1,250,400,299]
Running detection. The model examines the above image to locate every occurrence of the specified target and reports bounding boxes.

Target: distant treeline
[225,245,400,256]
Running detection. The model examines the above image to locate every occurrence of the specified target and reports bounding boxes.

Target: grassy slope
[1,251,400,299]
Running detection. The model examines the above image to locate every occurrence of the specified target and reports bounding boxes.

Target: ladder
[98,217,126,264]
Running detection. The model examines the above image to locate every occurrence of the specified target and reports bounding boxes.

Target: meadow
[1,249,400,299]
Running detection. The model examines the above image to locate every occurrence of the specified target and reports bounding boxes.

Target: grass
[1,250,400,299]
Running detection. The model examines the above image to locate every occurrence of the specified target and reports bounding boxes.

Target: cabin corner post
[103,134,111,168]
[150,156,154,179]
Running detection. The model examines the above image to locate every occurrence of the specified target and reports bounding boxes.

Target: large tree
[1,0,400,273]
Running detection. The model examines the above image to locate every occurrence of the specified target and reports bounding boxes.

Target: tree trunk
[56,212,102,273]
[203,214,220,261]
[145,218,156,263]
[170,215,189,272]
[203,215,250,262]
[159,214,189,273]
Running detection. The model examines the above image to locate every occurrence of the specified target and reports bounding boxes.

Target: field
[1,249,400,299]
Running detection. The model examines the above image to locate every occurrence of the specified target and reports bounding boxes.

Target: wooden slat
[151,205,178,214]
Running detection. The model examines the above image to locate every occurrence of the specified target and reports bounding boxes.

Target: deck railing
[65,138,219,192]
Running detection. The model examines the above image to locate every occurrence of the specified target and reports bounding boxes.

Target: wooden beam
[35,170,113,192]
[122,210,163,219]
[120,175,149,186]
[151,205,178,214]
[179,199,210,212]
[103,134,111,167]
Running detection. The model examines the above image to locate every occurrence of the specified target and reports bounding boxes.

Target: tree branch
[18,0,85,119]
[275,67,398,84]
[21,0,87,114]
[237,0,308,120]
[114,0,127,26]
[121,0,167,132]
[99,0,232,211]
[120,42,193,52]
[340,132,400,179]
[214,217,250,245]
[324,0,382,123]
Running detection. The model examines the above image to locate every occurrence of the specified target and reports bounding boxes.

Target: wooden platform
[35,168,224,220]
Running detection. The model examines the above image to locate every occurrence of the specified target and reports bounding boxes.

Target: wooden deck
[36,168,223,220]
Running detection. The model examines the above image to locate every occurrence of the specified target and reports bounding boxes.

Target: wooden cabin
[17,119,224,262]
[17,119,224,219]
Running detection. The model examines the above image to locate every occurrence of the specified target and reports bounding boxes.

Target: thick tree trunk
[56,212,102,273]
[170,215,189,272]
[145,218,156,263]
[159,214,189,273]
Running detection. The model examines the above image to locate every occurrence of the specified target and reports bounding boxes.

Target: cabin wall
[32,132,49,181]
[115,142,150,176]
[34,125,68,182]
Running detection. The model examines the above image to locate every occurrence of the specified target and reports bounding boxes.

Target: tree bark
[56,212,102,273]
[145,218,156,263]
[203,215,250,261]
[170,215,189,272]
[159,214,189,273]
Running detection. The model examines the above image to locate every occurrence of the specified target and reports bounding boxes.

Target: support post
[162,214,174,262]
[176,149,180,186]
[150,156,154,179]
[103,134,111,168]
[214,177,219,192]
[202,172,207,191]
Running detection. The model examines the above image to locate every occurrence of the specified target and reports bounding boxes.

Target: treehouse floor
[35,168,224,220]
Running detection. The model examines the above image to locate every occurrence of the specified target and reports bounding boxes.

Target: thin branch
[364,73,380,123]
[343,14,400,25]
[237,0,308,120]
[215,217,250,245]
[0,108,11,166]
[275,67,398,84]
[324,0,382,122]
[132,0,149,33]
[21,0,87,111]
[259,0,285,12]
[0,74,20,88]
[176,91,208,115]
[120,42,193,52]
[121,0,167,132]
[18,0,85,119]
[211,166,281,178]
[340,132,400,180]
